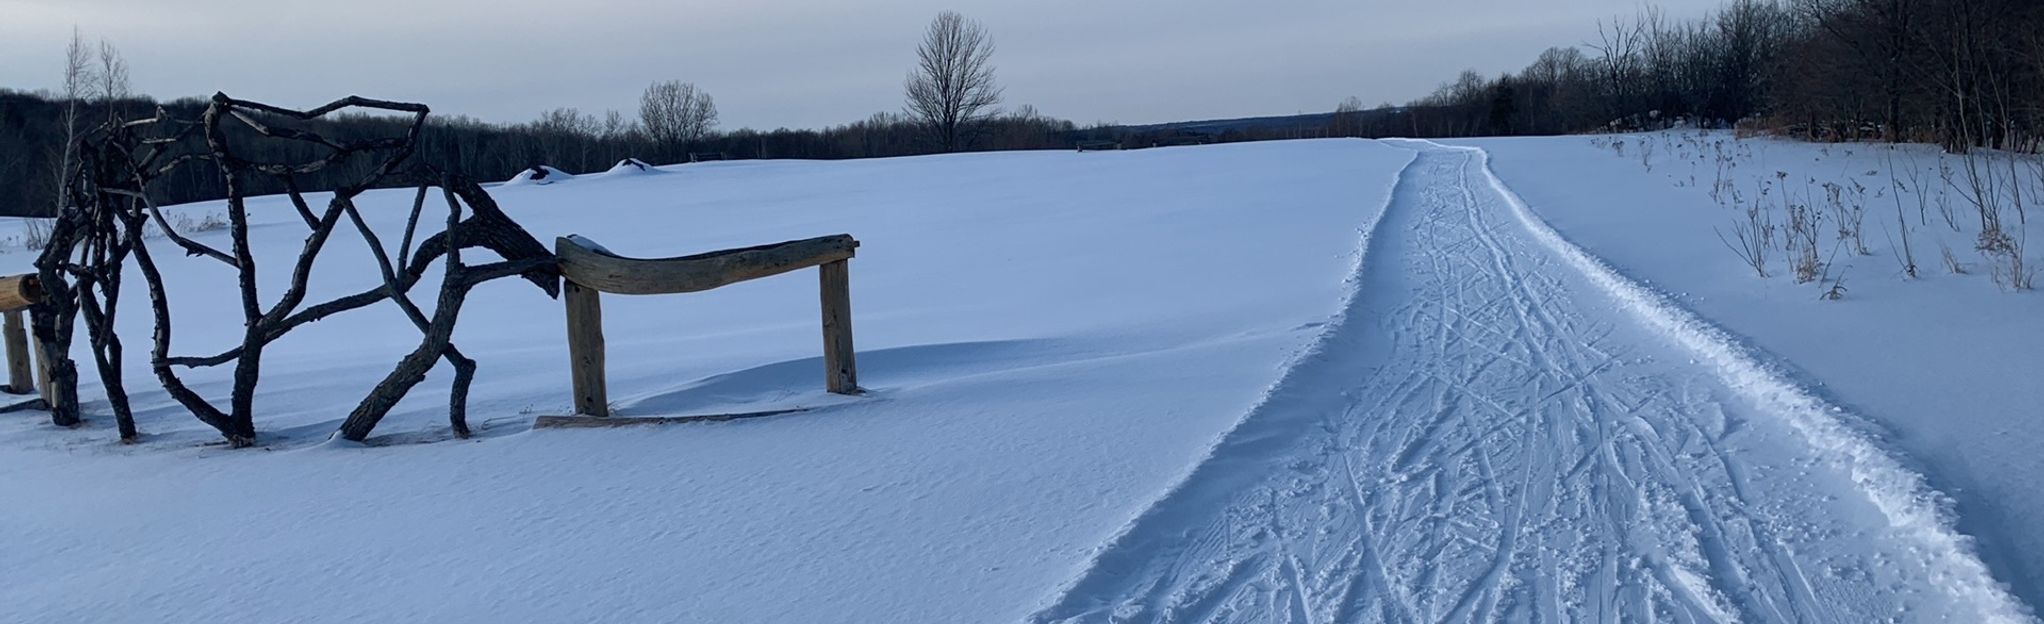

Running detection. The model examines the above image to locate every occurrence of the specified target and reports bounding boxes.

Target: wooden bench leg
[3,310,30,395]
[564,280,609,417]
[820,260,858,394]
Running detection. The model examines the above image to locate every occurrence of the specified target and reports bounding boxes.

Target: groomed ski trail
[1029,142,2033,624]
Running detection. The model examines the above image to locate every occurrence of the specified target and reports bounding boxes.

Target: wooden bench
[548,234,861,423]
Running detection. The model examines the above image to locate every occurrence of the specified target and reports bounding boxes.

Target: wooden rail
[555,234,860,419]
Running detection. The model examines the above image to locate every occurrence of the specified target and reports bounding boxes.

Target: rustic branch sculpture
[43,93,557,446]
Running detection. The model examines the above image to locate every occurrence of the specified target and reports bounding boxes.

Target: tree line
[8,3,2040,218]
[0,82,1115,218]
[0,13,1093,219]
[1360,0,2044,152]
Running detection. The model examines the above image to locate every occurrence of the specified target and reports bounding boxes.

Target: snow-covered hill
[1,137,2038,623]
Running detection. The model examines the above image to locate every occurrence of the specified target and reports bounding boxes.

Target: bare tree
[535,107,596,136]
[1795,0,1914,141]
[94,39,130,124]
[1589,14,1648,121]
[905,11,1003,152]
[33,28,94,246]
[638,80,717,160]
[1330,96,1366,137]
[599,109,635,141]
[533,107,598,170]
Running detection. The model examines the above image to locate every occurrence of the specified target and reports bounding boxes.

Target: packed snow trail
[1031,143,2032,623]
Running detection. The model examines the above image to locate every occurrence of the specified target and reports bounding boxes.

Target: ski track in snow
[1030,142,2034,623]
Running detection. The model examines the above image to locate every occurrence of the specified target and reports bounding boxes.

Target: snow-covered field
[1,135,2039,622]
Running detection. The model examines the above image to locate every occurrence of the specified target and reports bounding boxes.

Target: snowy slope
[0,140,1412,623]
[1459,132,2044,609]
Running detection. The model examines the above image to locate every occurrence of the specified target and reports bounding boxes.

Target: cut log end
[0,275,43,313]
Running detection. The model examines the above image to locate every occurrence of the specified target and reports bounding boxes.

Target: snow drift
[503,165,574,186]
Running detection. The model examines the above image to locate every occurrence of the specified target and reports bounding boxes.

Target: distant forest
[2,0,2040,217]
[0,88,1109,218]
[1386,0,2044,150]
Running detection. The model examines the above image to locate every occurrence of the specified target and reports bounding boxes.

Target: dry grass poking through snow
[1612,130,2040,295]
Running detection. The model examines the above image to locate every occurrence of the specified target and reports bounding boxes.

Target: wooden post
[564,280,609,417]
[819,260,858,394]
[30,330,51,405]
[2,310,28,394]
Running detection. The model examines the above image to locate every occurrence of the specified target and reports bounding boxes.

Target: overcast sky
[2,0,1721,129]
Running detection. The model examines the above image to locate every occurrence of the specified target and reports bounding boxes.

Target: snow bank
[602,158,658,176]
